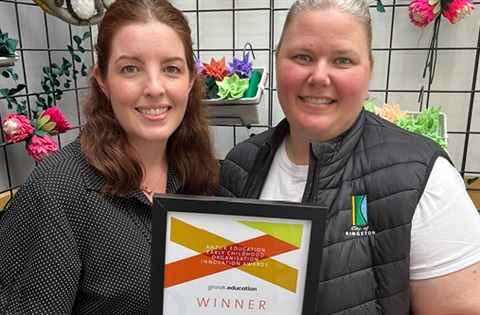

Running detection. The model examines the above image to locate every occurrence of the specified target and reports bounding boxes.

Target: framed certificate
[150,195,327,315]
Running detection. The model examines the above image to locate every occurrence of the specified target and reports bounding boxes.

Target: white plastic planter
[205,67,268,125]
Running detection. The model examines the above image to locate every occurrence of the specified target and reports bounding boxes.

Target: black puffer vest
[218,110,450,314]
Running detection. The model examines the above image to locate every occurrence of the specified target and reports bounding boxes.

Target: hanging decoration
[407,0,474,86]
[32,0,117,26]
[1,32,91,162]
[376,0,474,87]
[2,107,72,162]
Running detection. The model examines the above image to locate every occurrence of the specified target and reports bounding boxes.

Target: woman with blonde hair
[218,0,479,313]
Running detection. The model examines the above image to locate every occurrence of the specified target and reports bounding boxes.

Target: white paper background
[163,212,312,314]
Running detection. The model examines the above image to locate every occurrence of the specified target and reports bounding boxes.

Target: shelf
[0,55,19,72]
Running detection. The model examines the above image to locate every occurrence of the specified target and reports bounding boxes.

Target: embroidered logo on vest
[345,194,376,237]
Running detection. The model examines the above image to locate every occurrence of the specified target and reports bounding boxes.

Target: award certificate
[150,195,327,315]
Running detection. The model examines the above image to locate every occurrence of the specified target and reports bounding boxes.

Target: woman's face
[276,8,373,143]
[94,21,192,149]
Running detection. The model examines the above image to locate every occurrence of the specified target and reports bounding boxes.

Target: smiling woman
[0,0,219,313]
[217,0,480,313]
[93,21,192,158]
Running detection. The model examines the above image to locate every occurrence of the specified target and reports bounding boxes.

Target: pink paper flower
[409,0,441,28]
[39,106,72,134]
[26,133,58,162]
[442,0,474,24]
[2,113,34,143]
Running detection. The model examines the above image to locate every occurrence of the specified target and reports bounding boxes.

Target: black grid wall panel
[0,0,478,204]
[0,0,94,198]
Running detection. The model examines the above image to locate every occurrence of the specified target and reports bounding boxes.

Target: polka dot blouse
[0,138,181,314]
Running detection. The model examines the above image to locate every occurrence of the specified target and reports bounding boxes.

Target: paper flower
[397,106,447,151]
[197,53,261,101]
[2,113,34,143]
[406,0,475,86]
[204,75,219,99]
[38,106,72,135]
[0,29,19,57]
[227,52,253,79]
[216,73,249,100]
[408,0,474,28]
[364,102,447,152]
[201,57,230,81]
[26,133,58,162]
[376,102,408,124]
[442,0,474,24]
[363,101,377,113]
[364,101,407,124]
[195,58,204,74]
[2,106,71,162]
[409,0,440,28]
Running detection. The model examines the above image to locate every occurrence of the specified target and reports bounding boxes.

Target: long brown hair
[80,0,218,196]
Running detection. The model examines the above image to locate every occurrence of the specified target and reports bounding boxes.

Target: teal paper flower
[0,29,18,57]
[216,73,249,100]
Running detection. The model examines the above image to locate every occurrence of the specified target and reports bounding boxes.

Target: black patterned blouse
[0,138,181,315]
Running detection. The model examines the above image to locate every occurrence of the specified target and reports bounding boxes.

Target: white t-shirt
[260,140,480,280]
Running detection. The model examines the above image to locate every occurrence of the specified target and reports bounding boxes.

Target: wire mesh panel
[1,0,479,209]
[0,0,95,207]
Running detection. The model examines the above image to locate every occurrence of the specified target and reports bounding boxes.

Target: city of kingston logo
[352,194,368,226]
[345,194,375,237]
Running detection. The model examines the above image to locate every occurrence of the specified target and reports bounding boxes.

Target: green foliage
[1,31,91,119]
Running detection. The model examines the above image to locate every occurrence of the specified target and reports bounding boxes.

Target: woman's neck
[133,140,169,200]
[285,134,310,165]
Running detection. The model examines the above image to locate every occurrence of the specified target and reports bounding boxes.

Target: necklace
[141,167,166,196]
[140,185,154,195]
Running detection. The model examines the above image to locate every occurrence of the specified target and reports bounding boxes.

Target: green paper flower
[363,101,376,113]
[216,73,249,100]
[0,29,19,57]
[397,106,448,152]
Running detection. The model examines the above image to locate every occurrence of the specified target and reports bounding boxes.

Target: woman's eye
[121,65,138,74]
[165,66,180,74]
[295,55,311,62]
[336,58,350,65]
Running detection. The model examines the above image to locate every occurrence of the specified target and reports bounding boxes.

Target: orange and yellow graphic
[164,217,304,293]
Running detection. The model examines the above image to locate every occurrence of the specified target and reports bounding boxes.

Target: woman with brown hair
[0,0,218,313]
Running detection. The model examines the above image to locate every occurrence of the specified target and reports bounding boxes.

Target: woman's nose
[144,73,166,97]
[307,62,331,86]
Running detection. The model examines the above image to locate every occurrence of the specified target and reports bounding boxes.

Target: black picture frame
[150,194,327,315]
